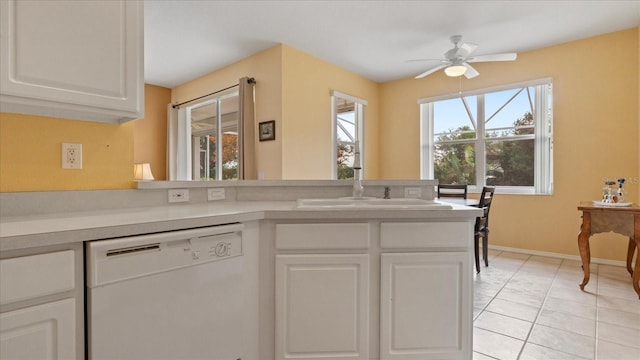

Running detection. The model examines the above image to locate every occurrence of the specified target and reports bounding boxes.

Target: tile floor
[472,250,640,360]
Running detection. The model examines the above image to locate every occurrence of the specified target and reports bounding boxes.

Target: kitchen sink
[296,197,453,210]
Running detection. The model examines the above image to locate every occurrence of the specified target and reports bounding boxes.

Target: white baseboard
[485,244,632,268]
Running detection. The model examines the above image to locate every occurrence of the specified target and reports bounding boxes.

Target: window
[420,79,553,194]
[332,91,367,179]
[170,88,240,180]
[168,77,255,181]
[188,91,239,180]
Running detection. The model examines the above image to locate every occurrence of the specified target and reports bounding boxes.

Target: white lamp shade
[134,163,154,180]
[444,65,467,77]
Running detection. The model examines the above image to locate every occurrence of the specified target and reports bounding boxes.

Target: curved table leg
[634,243,640,299]
[578,213,592,291]
[628,238,636,276]
[633,216,640,299]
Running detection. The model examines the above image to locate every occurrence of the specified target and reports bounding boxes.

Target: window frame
[419,78,553,195]
[172,87,239,181]
[331,90,367,179]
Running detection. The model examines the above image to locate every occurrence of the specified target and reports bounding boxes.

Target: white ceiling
[144,0,640,88]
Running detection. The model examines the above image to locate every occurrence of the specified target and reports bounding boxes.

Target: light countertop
[1,200,480,252]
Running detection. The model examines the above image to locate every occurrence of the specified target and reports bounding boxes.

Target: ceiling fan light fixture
[444,64,467,77]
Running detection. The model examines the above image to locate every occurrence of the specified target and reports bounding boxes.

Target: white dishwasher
[86,223,245,360]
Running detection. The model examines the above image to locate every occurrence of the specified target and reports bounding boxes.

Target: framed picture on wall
[259,120,276,141]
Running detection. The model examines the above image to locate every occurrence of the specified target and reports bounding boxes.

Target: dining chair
[437,184,468,199]
[474,186,496,273]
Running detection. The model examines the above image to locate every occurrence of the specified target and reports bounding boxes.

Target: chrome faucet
[352,141,364,199]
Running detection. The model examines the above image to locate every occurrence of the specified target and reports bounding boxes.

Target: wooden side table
[577,203,640,299]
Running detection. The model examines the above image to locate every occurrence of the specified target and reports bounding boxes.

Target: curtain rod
[171,77,256,109]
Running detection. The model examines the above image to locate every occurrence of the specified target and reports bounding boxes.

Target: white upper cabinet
[0,0,144,123]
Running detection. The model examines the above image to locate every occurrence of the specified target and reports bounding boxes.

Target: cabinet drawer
[0,250,75,305]
[276,223,370,250]
[380,222,472,249]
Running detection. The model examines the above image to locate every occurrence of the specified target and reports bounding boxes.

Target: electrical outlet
[404,187,422,198]
[62,143,82,169]
[207,188,225,201]
[168,189,189,203]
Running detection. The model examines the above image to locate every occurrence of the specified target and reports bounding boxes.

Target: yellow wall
[172,45,284,179]
[0,84,172,191]
[380,28,639,261]
[281,45,380,179]
[134,84,171,180]
[172,44,380,180]
[0,113,135,191]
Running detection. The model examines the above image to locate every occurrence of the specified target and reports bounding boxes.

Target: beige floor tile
[599,264,633,278]
[505,275,553,293]
[473,307,483,321]
[528,324,595,359]
[471,251,639,359]
[536,308,596,337]
[597,339,640,360]
[497,287,546,308]
[474,293,494,309]
[473,351,498,360]
[548,285,597,305]
[597,307,640,330]
[519,342,588,360]
[473,327,524,360]
[552,276,598,293]
[485,298,540,322]
[598,295,640,315]
[517,267,558,278]
[474,311,533,340]
[597,321,640,349]
[559,259,598,273]
[543,297,597,320]
[597,282,639,301]
[528,255,563,265]
[597,276,636,293]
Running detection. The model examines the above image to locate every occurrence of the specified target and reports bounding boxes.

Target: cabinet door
[380,252,471,360]
[0,298,76,360]
[276,254,369,360]
[0,0,143,123]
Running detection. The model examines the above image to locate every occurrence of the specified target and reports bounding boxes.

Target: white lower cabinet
[0,298,76,360]
[268,220,474,360]
[276,254,370,360]
[380,252,472,360]
[0,246,83,359]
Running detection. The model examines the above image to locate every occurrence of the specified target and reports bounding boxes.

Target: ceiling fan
[411,35,517,79]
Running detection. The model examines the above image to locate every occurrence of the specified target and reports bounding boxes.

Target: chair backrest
[437,184,468,199]
[478,186,496,209]
[476,186,496,230]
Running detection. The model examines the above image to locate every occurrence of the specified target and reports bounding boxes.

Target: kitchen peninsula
[1,180,481,360]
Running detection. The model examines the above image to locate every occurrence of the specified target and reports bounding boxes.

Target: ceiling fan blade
[468,53,517,63]
[406,58,447,63]
[455,42,478,58]
[463,63,479,79]
[415,64,448,79]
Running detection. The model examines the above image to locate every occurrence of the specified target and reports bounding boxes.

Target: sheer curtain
[167,105,189,180]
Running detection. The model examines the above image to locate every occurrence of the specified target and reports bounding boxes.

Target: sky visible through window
[337,112,355,142]
[434,88,533,134]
